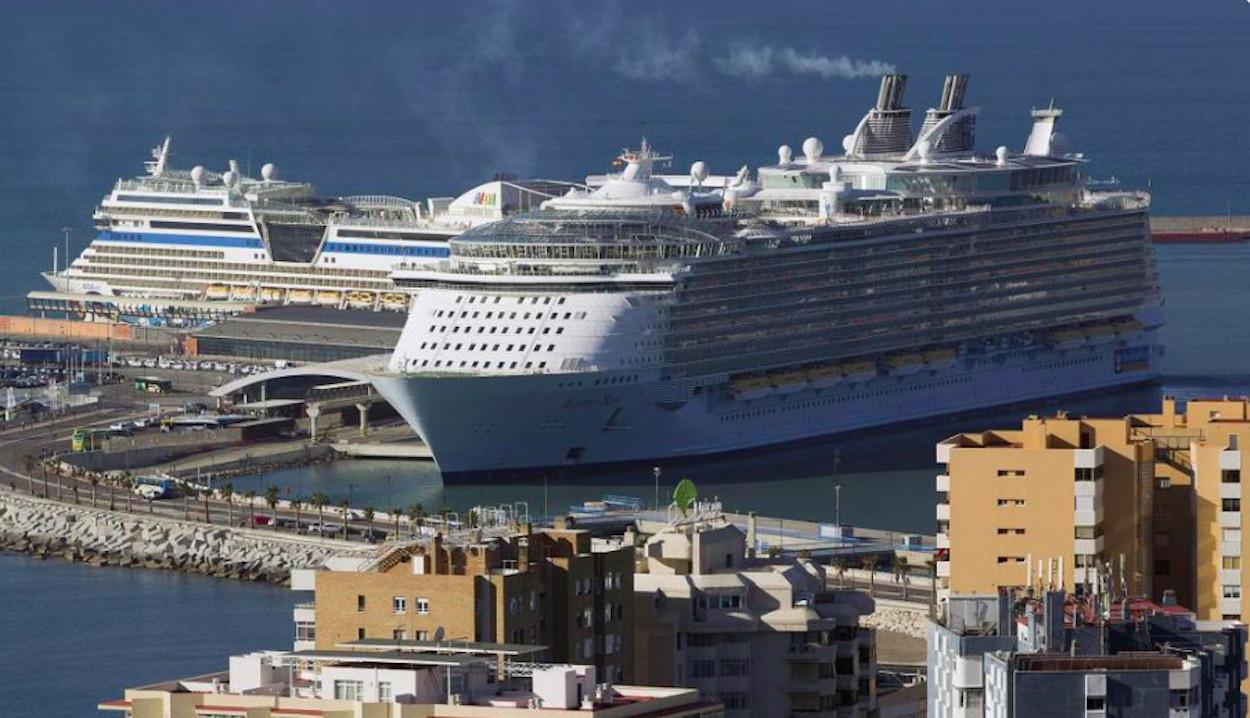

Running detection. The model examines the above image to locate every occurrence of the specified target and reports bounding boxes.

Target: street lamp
[833,448,843,528]
[652,466,661,513]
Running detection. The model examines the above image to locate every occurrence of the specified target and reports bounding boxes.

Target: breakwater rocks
[0,489,371,583]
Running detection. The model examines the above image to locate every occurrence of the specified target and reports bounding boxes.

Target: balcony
[1074,447,1104,469]
[936,532,950,549]
[1222,483,1242,500]
[936,502,951,521]
[935,474,950,493]
[937,561,951,578]
[1222,512,1242,529]
[1221,449,1242,472]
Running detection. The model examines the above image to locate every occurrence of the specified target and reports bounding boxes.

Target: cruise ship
[368,74,1164,476]
[41,137,577,322]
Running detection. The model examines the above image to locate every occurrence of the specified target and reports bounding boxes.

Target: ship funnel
[912,74,977,157]
[847,74,914,158]
[1024,99,1064,157]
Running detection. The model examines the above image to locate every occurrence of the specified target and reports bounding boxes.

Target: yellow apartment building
[936,396,1250,627]
[294,526,635,683]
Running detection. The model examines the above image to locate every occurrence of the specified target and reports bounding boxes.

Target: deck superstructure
[367,74,1164,475]
[44,138,579,323]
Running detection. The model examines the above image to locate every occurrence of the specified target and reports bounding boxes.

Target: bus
[71,428,111,452]
[132,475,178,499]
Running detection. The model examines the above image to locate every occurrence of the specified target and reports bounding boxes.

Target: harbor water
[2,1,1250,716]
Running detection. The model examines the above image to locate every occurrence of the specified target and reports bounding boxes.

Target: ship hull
[371,336,1163,476]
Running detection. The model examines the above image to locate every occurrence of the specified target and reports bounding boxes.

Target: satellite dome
[190,165,205,186]
[778,145,793,165]
[841,135,856,155]
[261,163,277,181]
[690,161,709,184]
[221,170,237,189]
[995,146,1009,166]
[802,137,824,162]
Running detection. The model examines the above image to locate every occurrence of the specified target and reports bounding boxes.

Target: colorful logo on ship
[473,192,497,206]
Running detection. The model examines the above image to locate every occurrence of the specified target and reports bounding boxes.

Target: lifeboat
[1051,328,1086,351]
[381,292,410,311]
[205,284,230,301]
[730,376,772,401]
[770,370,809,395]
[804,365,842,389]
[887,354,924,376]
[288,289,314,304]
[1084,324,1116,346]
[346,291,376,309]
[231,286,256,302]
[923,349,958,371]
[315,290,342,306]
[841,361,878,384]
[260,287,284,304]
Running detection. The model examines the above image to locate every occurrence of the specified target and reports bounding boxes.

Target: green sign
[673,478,697,516]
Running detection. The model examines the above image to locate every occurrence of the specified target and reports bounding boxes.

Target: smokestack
[917,74,976,156]
[850,74,914,157]
[746,512,757,559]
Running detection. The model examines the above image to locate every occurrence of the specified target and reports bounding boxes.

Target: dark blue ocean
[2,1,1250,715]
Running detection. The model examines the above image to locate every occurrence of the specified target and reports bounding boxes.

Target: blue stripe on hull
[96,230,263,249]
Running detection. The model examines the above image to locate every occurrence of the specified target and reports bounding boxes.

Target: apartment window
[1171,689,1191,709]
[379,682,393,703]
[416,630,430,641]
[996,469,1026,477]
[333,680,363,701]
[357,628,366,640]
[393,628,407,641]
[690,660,716,678]
[1224,498,1242,512]
[357,595,366,612]
[416,597,430,615]
[1224,470,1242,484]
[295,622,316,641]
[1074,467,1102,481]
[1157,477,1171,490]
[1074,526,1102,539]
[722,692,750,711]
[583,637,594,658]
[1223,556,1242,570]
[720,659,750,677]
[1224,614,1242,621]
[1224,585,1242,599]
[997,528,1026,535]
[996,499,1026,507]
[687,633,717,648]
[393,596,407,614]
[1086,696,1106,711]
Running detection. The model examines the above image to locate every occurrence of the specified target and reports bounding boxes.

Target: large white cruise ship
[40,137,577,322]
[365,74,1164,475]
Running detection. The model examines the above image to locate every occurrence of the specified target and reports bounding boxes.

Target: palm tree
[244,489,257,527]
[363,506,376,542]
[895,556,910,600]
[88,473,100,508]
[389,506,403,540]
[19,452,34,495]
[861,555,879,597]
[107,474,116,511]
[406,502,425,539]
[264,485,280,531]
[831,557,848,589]
[311,492,330,534]
[221,482,235,526]
[290,497,303,531]
[339,499,351,540]
[180,480,193,520]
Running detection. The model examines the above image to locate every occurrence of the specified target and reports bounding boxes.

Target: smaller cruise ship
[41,138,579,323]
